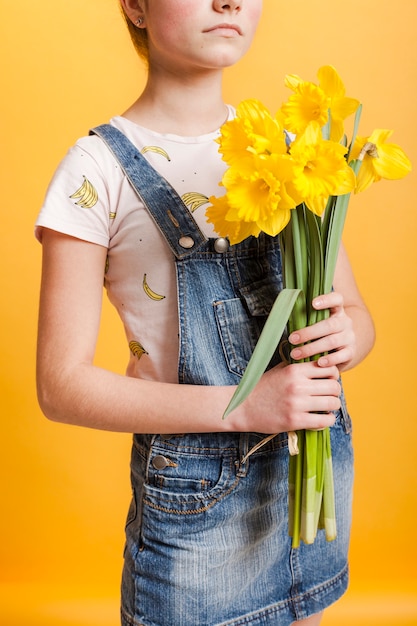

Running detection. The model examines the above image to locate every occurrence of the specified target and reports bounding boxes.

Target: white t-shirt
[35,112,233,383]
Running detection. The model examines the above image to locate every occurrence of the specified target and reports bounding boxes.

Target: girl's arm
[36,229,341,435]
[288,241,375,370]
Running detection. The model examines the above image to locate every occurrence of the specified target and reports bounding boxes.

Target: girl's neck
[123,67,228,136]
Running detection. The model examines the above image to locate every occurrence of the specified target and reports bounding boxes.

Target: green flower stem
[323,160,362,294]
[322,428,336,541]
[315,430,325,529]
[305,208,324,327]
[301,429,319,544]
[289,429,304,549]
[289,206,308,332]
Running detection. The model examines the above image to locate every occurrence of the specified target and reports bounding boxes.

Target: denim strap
[90,124,208,259]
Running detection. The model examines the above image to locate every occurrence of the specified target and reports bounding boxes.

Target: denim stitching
[143,472,241,515]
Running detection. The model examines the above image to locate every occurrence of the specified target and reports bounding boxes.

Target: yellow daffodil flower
[289,123,356,215]
[217,99,287,172]
[206,194,261,244]
[207,154,300,244]
[283,66,360,142]
[280,82,330,137]
[349,129,412,193]
[317,65,360,142]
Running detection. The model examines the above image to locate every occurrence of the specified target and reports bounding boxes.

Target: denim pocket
[214,276,282,378]
[239,275,280,316]
[153,474,211,494]
[213,297,265,377]
[143,446,239,515]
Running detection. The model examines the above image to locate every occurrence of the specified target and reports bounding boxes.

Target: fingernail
[289,332,300,344]
[291,348,302,359]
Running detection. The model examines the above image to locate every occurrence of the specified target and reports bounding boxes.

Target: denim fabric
[177,234,284,386]
[91,124,207,260]
[121,423,352,626]
[92,125,353,626]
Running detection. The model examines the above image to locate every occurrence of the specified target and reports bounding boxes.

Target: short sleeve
[35,135,121,247]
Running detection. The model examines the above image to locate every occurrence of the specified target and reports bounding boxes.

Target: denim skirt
[121,409,353,626]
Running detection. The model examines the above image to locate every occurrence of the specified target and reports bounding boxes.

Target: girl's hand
[238,361,340,434]
[288,291,356,370]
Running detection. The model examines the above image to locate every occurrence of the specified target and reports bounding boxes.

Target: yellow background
[1,0,416,624]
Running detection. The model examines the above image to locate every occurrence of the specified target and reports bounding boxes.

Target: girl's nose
[213,0,242,12]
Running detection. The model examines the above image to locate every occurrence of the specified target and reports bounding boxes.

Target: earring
[135,17,143,27]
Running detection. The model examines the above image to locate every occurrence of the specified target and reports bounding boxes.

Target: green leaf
[305,209,324,326]
[323,159,362,293]
[223,288,302,418]
[292,205,308,291]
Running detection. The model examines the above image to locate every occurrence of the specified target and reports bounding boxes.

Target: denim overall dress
[91,125,354,626]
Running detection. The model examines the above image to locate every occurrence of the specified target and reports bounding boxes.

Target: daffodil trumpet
[208,65,411,548]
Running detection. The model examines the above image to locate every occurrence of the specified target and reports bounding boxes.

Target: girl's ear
[120,0,145,26]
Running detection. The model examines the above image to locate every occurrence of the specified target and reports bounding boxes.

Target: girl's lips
[204,23,242,36]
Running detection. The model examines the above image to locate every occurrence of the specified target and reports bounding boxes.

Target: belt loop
[236,433,249,477]
[241,434,279,468]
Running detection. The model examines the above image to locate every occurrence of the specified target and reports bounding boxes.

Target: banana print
[181,192,209,213]
[141,145,171,161]
[129,340,148,360]
[143,273,166,301]
[70,176,98,209]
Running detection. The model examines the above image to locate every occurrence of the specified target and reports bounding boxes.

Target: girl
[35,1,375,625]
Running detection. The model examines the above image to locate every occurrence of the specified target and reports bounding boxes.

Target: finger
[312,292,344,311]
[310,363,341,381]
[316,347,354,368]
[289,315,344,347]
[307,377,341,398]
[292,410,337,431]
[306,412,337,429]
[292,362,340,380]
[290,333,345,361]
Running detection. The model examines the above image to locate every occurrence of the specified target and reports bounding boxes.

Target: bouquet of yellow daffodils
[206,65,411,548]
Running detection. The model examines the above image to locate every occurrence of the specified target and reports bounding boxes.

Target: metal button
[152,455,168,470]
[214,237,229,253]
[179,236,195,249]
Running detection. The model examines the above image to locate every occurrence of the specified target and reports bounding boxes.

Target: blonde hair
[120,5,149,64]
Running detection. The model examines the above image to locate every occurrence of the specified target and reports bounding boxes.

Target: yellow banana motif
[141,145,171,161]
[129,340,148,360]
[143,274,166,301]
[69,176,98,209]
[181,192,209,212]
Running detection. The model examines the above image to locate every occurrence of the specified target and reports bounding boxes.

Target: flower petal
[354,160,379,193]
[373,142,412,179]
[284,73,303,91]
[331,97,361,121]
[281,83,330,135]
[329,118,344,143]
[206,194,261,244]
[351,129,412,191]
[317,65,346,97]
[305,196,328,216]
[257,208,292,237]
